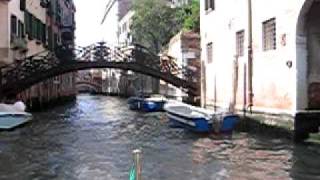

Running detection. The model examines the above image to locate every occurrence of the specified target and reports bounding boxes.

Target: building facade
[200,0,320,137]
[0,0,27,66]
[118,10,134,46]
[164,31,201,101]
[0,0,76,109]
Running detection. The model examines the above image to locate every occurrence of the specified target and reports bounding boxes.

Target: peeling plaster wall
[200,0,308,115]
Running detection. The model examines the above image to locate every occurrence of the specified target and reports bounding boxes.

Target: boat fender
[13,101,26,112]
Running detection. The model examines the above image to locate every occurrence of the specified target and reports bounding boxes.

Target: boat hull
[164,102,239,133]
[127,96,166,112]
[0,113,32,130]
[219,115,239,133]
[166,112,212,133]
[127,97,144,110]
[142,101,165,112]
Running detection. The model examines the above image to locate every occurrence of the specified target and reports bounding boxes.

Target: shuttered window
[18,20,25,38]
[205,0,214,11]
[25,12,32,39]
[36,19,42,41]
[54,33,58,49]
[262,18,276,51]
[207,42,213,64]
[48,27,53,50]
[236,30,245,57]
[11,15,17,39]
[31,15,37,39]
[42,23,47,44]
[20,0,26,11]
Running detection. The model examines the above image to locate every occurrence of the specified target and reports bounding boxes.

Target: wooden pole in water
[133,149,142,180]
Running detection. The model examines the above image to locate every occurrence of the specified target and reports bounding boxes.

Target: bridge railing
[0,42,199,97]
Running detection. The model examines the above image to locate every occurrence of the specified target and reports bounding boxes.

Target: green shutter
[37,19,41,40]
[28,12,33,39]
[48,27,53,50]
[31,15,37,40]
[42,23,46,44]
[20,0,26,11]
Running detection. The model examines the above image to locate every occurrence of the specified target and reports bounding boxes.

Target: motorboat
[164,101,239,133]
[127,94,167,112]
[141,95,167,112]
[0,101,32,130]
[127,96,145,110]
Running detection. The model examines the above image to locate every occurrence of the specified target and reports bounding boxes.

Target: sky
[75,0,118,47]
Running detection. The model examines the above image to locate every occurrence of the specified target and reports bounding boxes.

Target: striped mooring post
[133,149,142,180]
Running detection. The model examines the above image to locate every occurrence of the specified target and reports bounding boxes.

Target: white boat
[0,101,32,130]
[142,95,167,112]
[164,101,239,133]
[128,94,167,112]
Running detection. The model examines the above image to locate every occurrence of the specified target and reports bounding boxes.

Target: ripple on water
[0,95,320,180]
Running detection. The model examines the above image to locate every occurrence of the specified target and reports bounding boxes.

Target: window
[205,0,214,11]
[48,27,53,50]
[54,33,59,49]
[25,11,33,38]
[41,23,46,44]
[11,15,17,39]
[236,30,245,57]
[20,0,26,11]
[55,1,62,24]
[206,42,213,64]
[32,15,38,39]
[36,19,42,41]
[262,18,276,51]
[18,20,25,38]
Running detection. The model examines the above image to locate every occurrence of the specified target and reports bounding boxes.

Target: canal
[0,94,319,180]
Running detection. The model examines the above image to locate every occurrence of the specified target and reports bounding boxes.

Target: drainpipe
[247,0,254,112]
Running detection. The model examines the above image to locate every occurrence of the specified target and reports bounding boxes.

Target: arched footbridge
[0,42,198,98]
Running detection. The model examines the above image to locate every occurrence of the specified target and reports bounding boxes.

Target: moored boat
[0,112,32,130]
[0,101,32,130]
[164,102,239,133]
[127,94,167,112]
[127,96,144,110]
[141,95,166,112]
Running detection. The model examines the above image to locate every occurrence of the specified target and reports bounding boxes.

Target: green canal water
[0,94,319,180]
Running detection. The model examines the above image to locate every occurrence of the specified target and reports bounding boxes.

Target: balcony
[10,36,28,52]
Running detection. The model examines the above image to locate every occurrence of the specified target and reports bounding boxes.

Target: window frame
[236,30,245,57]
[206,42,213,64]
[18,20,25,38]
[262,18,276,51]
[11,15,17,40]
[205,0,215,12]
[20,0,26,11]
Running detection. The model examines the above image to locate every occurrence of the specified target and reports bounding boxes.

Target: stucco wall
[200,0,308,115]
[0,2,9,65]
[0,0,25,65]
[0,2,9,48]
[118,10,134,45]
[26,0,47,56]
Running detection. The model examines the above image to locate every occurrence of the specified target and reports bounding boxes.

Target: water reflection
[0,95,319,180]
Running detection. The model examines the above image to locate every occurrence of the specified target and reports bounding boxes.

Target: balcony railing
[10,36,28,52]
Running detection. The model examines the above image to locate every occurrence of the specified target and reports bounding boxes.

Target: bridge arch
[0,43,198,98]
[76,81,102,93]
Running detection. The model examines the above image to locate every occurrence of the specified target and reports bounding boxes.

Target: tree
[181,0,200,32]
[131,0,184,54]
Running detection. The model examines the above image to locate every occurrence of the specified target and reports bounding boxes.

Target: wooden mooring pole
[133,149,142,180]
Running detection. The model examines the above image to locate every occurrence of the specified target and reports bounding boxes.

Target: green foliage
[181,0,200,32]
[131,0,184,53]
[131,0,200,53]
